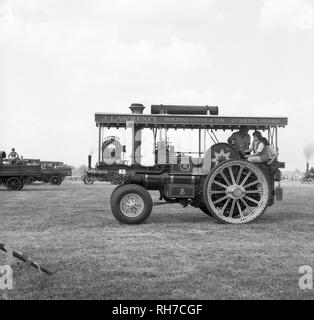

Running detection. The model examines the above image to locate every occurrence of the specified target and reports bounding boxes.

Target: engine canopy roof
[95,112,288,130]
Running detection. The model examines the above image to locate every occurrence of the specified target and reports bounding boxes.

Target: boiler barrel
[151,105,219,115]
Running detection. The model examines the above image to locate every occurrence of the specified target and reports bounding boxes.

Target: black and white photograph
[1,0,314,308]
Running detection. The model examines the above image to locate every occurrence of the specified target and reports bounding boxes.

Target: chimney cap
[130,103,145,114]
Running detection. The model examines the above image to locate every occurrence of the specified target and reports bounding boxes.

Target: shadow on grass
[0,188,64,192]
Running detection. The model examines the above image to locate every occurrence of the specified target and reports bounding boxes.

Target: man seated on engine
[227,126,251,158]
[8,148,19,165]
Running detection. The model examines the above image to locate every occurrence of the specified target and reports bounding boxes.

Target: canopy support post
[98,124,101,164]
[199,129,201,157]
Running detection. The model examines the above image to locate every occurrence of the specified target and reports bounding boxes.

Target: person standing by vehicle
[227,126,251,157]
[244,131,269,163]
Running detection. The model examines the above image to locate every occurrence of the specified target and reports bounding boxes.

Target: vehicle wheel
[203,160,270,224]
[110,183,126,202]
[110,184,152,224]
[51,176,61,185]
[83,175,94,185]
[199,205,213,217]
[268,195,275,207]
[108,171,124,185]
[6,177,24,191]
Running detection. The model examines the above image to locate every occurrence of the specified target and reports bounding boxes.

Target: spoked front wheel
[203,160,270,224]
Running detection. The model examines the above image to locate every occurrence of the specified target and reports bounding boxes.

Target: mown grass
[1,180,314,300]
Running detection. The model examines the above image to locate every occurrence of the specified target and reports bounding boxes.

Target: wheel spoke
[243,180,259,189]
[229,200,236,217]
[219,171,231,186]
[244,196,259,204]
[228,166,236,185]
[221,198,231,214]
[236,166,244,184]
[240,198,253,213]
[240,171,252,186]
[245,190,263,194]
[212,180,228,189]
[236,200,244,218]
[210,190,227,195]
[213,195,229,205]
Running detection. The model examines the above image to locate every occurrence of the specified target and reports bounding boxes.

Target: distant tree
[78,165,87,171]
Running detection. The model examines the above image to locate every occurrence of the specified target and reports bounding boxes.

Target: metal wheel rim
[120,193,145,218]
[7,178,22,191]
[84,176,94,185]
[206,160,269,224]
[108,172,123,185]
[52,177,60,184]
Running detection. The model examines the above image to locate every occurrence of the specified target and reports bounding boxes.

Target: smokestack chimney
[129,104,144,165]
[130,103,145,114]
[88,155,92,170]
[306,162,309,173]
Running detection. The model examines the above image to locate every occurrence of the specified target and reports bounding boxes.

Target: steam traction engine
[94,104,288,225]
[301,163,314,184]
[83,137,124,185]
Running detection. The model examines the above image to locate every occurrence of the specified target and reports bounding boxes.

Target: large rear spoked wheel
[199,205,213,217]
[110,184,152,224]
[203,160,270,224]
[108,171,124,185]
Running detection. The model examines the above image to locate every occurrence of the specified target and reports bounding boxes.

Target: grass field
[1,180,314,300]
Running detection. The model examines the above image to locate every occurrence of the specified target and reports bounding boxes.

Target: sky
[0,0,313,170]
